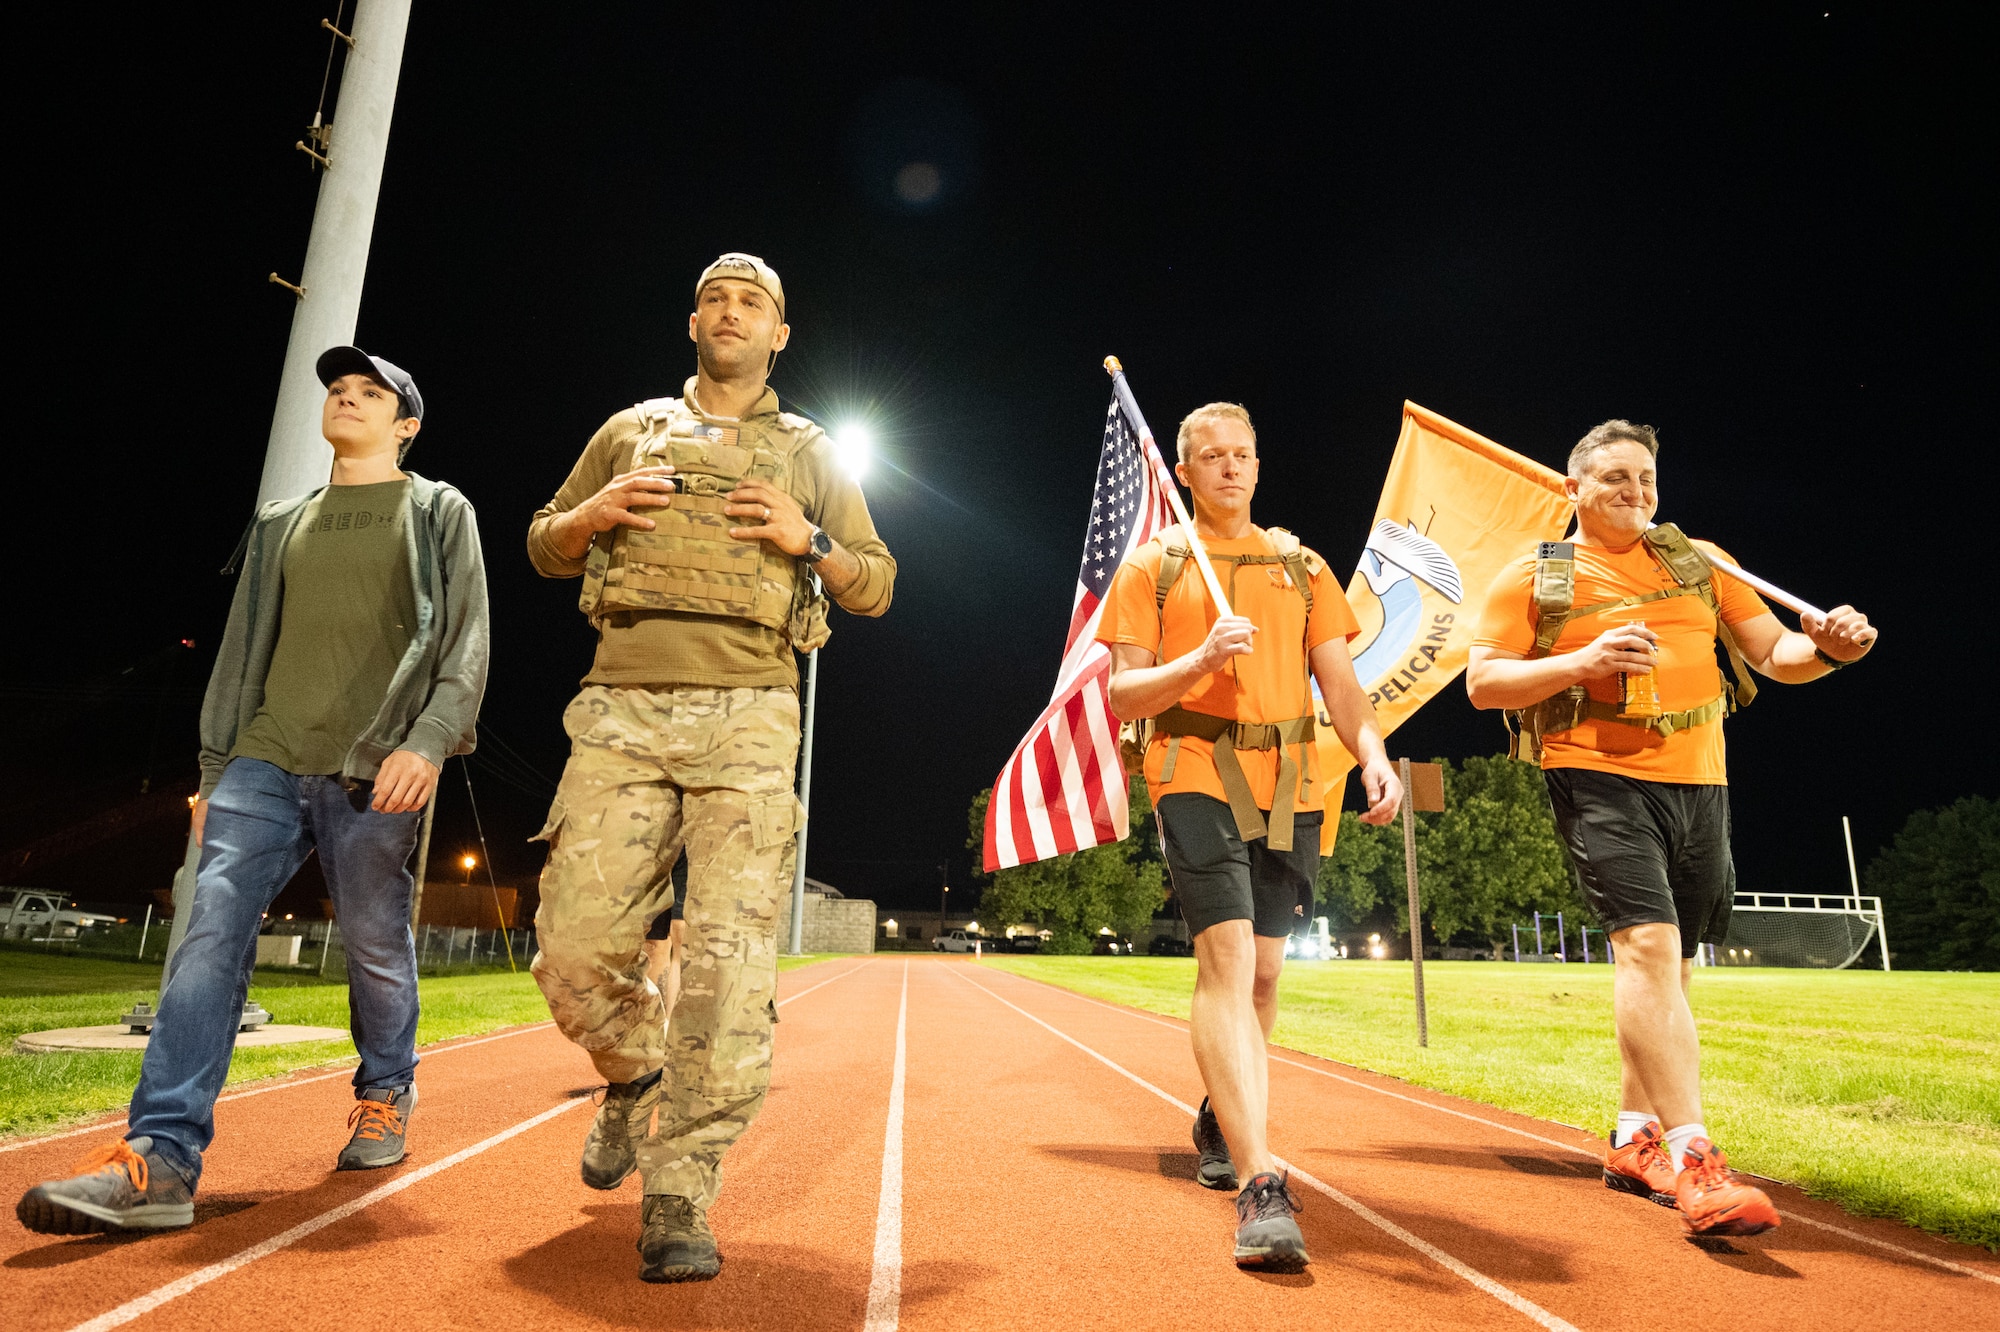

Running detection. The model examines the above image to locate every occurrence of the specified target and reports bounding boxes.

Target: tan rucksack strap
[1523,690,1729,745]
[1152,525,1316,618]
[1507,528,1759,759]
[1153,706,1317,851]
[1154,530,1193,618]
[1527,541,1576,659]
[1643,524,1759,711]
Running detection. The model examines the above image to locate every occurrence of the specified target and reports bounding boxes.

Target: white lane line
[777,961,870,1009]
[952,969,1582,1332]
[1773,1212,2000,1286]
[996,972,2000,1287]
[64,1094,592,1332]
[0,1023,558,1156]
[862,961,910,1332]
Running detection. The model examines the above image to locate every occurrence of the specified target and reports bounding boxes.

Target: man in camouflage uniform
[526,253,895,1282]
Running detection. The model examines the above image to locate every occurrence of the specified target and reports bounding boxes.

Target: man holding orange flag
[1467,419,1876,1238]
[1101,402,1402,1273]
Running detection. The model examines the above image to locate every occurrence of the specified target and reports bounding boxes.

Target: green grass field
[0,952,838,1142]
[984,957,1999,1250]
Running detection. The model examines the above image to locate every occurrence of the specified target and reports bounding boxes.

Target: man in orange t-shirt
[1101,402,1401,1273]
[1468,419,1877,1239]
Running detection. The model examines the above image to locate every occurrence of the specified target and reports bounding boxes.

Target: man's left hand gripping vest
[578,396,832,651]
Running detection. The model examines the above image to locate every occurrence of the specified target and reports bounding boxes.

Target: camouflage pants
[530,684,802,1209]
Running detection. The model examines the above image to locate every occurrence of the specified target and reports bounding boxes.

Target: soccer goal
[1716,892,1889,970]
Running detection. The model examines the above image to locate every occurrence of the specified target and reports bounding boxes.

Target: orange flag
[1312,402,1572,843]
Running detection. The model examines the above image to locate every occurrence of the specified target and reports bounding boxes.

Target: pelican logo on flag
[1314,403,1573,818]
[1348,519,1465,698]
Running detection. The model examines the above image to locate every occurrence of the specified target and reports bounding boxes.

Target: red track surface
[4,958,1995,1331]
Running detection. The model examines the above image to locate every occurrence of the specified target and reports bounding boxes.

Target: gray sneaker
[581,1071,661,1190]
[1193,1097,1238,1191]
[638,1194,721,1282]
[336,1085,416,1170]
[1233,1171,1309,1272]
[16,1136,195,1234]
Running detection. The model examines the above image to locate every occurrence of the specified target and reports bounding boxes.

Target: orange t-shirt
[1096,527,1360,812]
[1472,539,1769,784]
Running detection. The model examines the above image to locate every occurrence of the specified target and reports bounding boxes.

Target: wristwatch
[802,526,834,565]
[1813,647,1851,671]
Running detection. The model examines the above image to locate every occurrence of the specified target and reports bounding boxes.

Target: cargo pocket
[530,798,566,849]
[748,792,806,850]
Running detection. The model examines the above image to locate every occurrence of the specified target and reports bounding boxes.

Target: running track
[3,958,1994,1331]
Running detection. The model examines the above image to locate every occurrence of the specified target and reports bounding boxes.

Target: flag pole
[1647,523,1826,620]
[1699,550,1827,621]
[1103,357,1234,617]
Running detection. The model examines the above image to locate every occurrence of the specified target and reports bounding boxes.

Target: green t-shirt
[232,480,418,776]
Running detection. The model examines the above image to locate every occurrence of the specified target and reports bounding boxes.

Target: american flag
[983,391,1177,871]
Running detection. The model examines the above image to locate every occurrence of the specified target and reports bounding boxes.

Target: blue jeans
[129,758,423,1183]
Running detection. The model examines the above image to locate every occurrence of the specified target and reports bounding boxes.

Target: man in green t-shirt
[18,348,491,1238]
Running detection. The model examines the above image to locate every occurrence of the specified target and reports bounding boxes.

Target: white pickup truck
[932,929,984,954]
[0,890,123,939]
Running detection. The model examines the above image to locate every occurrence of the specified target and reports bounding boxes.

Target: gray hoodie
[198,473,490,797]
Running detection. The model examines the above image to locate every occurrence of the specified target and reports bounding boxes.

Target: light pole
[785,641,820,956]
[938,863,950,940]
[786,420,873,955]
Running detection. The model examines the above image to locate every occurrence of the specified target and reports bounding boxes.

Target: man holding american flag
[982,374,1399,1270]
[1099,400,1400,1272]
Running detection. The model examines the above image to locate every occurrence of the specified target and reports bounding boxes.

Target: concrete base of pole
[16,1023,349,1053]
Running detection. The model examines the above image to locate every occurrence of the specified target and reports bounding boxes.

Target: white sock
[1664,1122,1708,1171]
[1613,1111,1657,1149]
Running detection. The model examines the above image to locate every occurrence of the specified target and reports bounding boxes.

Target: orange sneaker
[1603,1121,1677,1207]
[1674,1138,1780,1237]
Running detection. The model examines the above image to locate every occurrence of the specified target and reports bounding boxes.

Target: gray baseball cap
[315,345,425,421]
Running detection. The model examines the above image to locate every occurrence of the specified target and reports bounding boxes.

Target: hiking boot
[1603,1120,1677,1207]
[337,1085,417,1170]
[1675,1138,1781,1237]
[1233,1171,1309,1272]
[581,1071,661,1190]
[1192,1097,1237,1191]
[16,1137,195,1235]
[638,1194,721,1282]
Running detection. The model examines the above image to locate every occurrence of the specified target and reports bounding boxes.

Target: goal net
[1717,893,1887,969]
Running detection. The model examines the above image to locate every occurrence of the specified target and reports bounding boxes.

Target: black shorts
[644,855,690,942]
[1543,768,1733,958]
[1156,793,1321,939]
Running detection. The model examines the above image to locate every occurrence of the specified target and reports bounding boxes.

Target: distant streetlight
[461,854,476,888]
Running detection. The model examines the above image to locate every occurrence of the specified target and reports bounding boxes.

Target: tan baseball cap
[695,253,785,321]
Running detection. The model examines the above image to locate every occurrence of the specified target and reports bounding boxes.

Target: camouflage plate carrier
[578,395,831,652]
[1120,525,1322,852]
[1505,522,1757,763]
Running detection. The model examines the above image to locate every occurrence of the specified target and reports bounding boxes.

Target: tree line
[964,767,1999,970]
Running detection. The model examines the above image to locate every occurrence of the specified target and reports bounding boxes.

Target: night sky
[6,4,1991,917]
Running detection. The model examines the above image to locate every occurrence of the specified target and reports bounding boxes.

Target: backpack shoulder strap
[1644,524,1759,710]
[1528,541,1576,658]
[1262,526,1316,614]
[1154,524,1193,614]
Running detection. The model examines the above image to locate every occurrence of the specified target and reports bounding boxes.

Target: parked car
[1148,936,1193,957]
[933,929,983,954]
[1005,935,1041,954]
[0,890,123,939]
[1091,934,1136,956]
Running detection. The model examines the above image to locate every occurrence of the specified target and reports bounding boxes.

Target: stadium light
[832,422,873,480]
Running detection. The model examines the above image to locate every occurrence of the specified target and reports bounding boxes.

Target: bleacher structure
[1716,891,1889,970]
